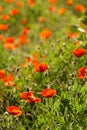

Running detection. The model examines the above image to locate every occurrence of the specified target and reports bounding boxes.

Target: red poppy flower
[20,91,41,103]
[78,66,87,79]
[4,0,14,3]
[72,48,87,57]
[0,70,5,79]
[16,1,24,7]
[5,37,14,44]
[49,5,56,12]
[0,24,8,31]
[40,88,56,98]
[10,8,19,16]
[0,35,4,40]
[75,4,85,13]
[4,43,16,50]
[27,96,41,103]
[20,91,33,100]
[68,32,80,39]
[1,14,9,21]
[28,0,35,7]
[2,73,16,87]
[38,16,45,22]
[39,29,52,39]
[2,73,13,83]
[0,6,3,13]
[34,63,48,72]
[48,0,56,4]
[58,8,66,15]
[18,35,28,45]
[21,19,27,25]
[6,106,22,116]
[66,0,73,6]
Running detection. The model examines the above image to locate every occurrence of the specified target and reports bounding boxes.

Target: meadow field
[0,0,87,129]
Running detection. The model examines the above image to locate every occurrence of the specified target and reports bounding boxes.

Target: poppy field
[0,0,87,129]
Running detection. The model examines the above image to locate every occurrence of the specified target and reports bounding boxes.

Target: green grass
[0,0,87,130]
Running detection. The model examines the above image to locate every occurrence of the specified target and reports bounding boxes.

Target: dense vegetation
[0,0,87,129]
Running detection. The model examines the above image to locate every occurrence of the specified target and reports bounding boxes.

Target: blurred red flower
[27,96,41,103]
[48,0,56,4]
[0,70,5,79]
[20,91,33,100]
[78,66,87,79]
[1,14,9,21]
[68,32,80,38]
[0,24,8,31]
[34,63,48,72]
[58,8,66,15]
[39,29,52,39]
[16,1,24,7]
[38,16,45,22]
[66,0,73,6]
[49,5,56,12]
[21,19,27,25]
[75,4,85,13]
[4,37,14,44]
[4,0,14,3]
[72,48,87,57]
[3,73,13,83]
[40,88,56,98]
[4,43,16,50]
[0,6,3,13]
[20,91,41,103]
[28,0,35,7]
[6,106,22,116]
[10,8,19,16]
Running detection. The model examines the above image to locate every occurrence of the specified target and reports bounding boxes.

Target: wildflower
[49,5,56,12]
[20,91,41,103]
[58,8,66,15]
[72,48,87,57]
[22,27,29,35]
[4,37,14,44]
[78,66,87,79]
[0,6,3,13]
[38,16,45,22]
[28,0,35,7]
[16,1,24,7]
[66,0,73,6]
[0,24,8,31]
[18,35,28,45]
[6,106,22,116]
[40,88,56,98]
[33,53,38,61]
[25,57,32,63]
[4,0,14,3]
[21,19,27,25]
[10,8,19,16]
[4,43,16,50]
[75,4,85,13]
[20,91,33,100]
[27,96,41,103]
[2,73,16,87]
[0,34,4,40]
[34,63,48,72]
[0,70,5,79]
[1,14,9,21]
[48,0,56,4]
[39,28,52,39]
[3,73,13,83]
[68,32,80,38]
